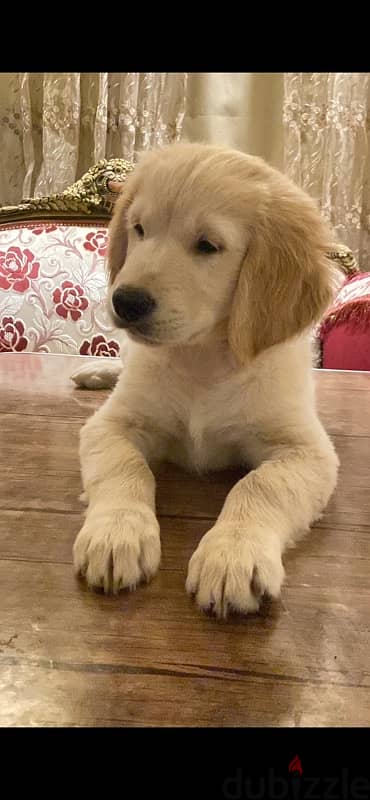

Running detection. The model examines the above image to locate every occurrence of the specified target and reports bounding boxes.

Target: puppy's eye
[196,238,218,255]
[134,223,144,238]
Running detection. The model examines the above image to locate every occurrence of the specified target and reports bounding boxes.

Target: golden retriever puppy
[72,142,339,618]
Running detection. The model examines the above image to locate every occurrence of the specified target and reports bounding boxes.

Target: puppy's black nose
[112,287,156,323]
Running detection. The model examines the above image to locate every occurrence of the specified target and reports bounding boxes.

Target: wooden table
[1,353,370,727]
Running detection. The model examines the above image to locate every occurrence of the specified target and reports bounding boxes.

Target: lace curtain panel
[0,73,187,205]
[283,73,370,270]
[1,72,369,269]
[183,72,370,270]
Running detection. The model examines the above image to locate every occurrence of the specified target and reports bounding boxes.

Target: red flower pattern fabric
[80,335,120,357]
[0,246,40,293]
[83,230,108,256]
[0,222,121,356]
[53,280,89,321]
[32,224,58,235]
[0,316,28,352]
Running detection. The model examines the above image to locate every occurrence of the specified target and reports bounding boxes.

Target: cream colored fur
[71,142,339,618]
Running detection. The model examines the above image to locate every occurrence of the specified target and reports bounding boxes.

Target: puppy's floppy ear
[228,177,337,364]
[106,186,134,287]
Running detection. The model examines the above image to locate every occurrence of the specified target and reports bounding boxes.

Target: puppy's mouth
[128,323,214,348]
[110,308,212,347]
[109,311,158,341]
[126,326,163,346]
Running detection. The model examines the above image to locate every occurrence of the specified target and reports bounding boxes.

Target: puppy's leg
[71,359,123,390]
[186,422,339,617]
[73,398,161,593]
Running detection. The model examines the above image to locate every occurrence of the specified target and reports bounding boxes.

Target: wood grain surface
[1,353,370,727]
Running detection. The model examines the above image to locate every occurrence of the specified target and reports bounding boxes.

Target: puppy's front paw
[73,505,160,593]
[186,524,284,618]
[71,360,122,390]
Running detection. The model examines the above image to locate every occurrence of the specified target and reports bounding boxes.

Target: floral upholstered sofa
[0,158,366,368]
[0,159,132,358]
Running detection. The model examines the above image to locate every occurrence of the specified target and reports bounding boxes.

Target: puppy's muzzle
[112,287,157,326]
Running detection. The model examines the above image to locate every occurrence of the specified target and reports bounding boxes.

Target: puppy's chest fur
[154,343,250,471]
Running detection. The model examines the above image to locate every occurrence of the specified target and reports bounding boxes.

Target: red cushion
[323,323,370,370]
[320,273,370,371]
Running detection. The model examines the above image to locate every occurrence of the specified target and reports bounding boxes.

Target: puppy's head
[107,142,336,359]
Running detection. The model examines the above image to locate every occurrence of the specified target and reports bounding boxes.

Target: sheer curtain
[0,72,187,204]
[1,71,369,269]
[183,72,370,269]
[283,73,370,271]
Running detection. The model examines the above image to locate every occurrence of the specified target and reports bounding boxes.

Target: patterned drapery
[0,72,187,204]
[283,73,370,270]
[2,72,369,270]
